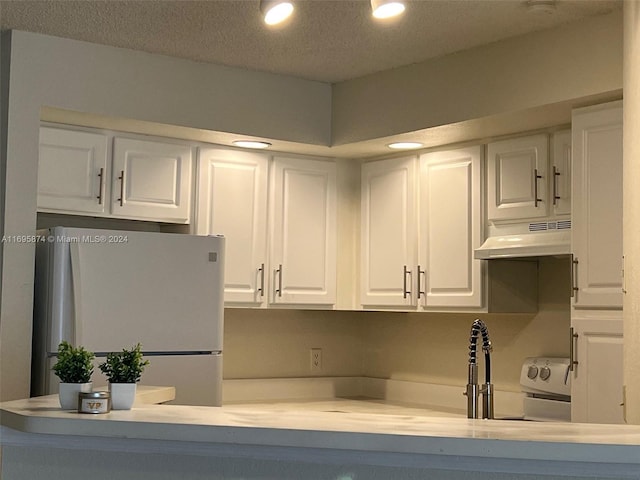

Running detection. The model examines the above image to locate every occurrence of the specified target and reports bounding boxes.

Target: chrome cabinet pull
[417,265,426,300]
[534,168,543,207]
[96,167,105,205]
[552,166,561,206]
[571,256,579,298]
[275,264,282,297]
[403,265,411,299]
[257,263,265,297]
[569,327,579,372]
[117,170,125,207]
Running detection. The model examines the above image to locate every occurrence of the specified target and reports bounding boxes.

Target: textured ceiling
[0,0,622,83]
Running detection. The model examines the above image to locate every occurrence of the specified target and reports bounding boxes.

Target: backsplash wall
[223,257,570,392]
[223,308,365,379]
[363,257,571,392]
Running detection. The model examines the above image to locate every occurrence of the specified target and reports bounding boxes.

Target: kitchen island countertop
[2,395,640,479]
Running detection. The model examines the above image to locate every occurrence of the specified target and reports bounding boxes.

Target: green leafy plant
[98,343,150,383]
[52,341,95,383]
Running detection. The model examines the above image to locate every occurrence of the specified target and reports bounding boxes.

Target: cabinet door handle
[403,265,411,299]
[417,265,426,301]
[569,327,579,372]
[257,263,265,297]
[552,166,561,206]
[96,167,105,205]
[534,168,543,207]
[117,170,125,207]
[275,264,282,298]
[571,256,579,298]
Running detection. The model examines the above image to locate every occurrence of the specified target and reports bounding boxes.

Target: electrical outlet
[310,348,322,372]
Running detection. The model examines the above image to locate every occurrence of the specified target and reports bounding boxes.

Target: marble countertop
[2,395,640,467]
[0,396,640,471]
[101,384,176,406]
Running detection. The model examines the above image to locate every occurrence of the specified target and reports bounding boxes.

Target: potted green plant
[52,341,95,409]
[98,343,149,410]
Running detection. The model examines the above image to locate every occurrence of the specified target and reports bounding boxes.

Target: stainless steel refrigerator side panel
[31,234,50,397]
[31,227,78,396]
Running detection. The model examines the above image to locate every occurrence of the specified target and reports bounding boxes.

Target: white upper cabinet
[361,156,417,308]
[419,146,482,308]
[551,130,572,216]
[361,149,483,311]
[487,134,549,222]
[571,101,623,309]
[37,127,109,215]
[38,127,193,224]
[112,138,192,223]
[196,147,269,306]
[270,156,337,307]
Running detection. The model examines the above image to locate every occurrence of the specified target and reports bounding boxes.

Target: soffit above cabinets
[41,90,621,160]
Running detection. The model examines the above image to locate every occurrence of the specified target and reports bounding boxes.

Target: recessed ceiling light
[388,142,423,150]
[371,0,406,19]
[261,0,294,25]
[233,140,272,149]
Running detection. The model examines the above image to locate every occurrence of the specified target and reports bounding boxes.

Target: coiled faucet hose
[468,318,492,383]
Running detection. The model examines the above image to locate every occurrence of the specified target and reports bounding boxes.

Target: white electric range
[520,357,571,422]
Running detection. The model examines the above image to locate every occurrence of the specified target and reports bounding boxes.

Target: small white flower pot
[109,383,137,410]
[58,382,92,410]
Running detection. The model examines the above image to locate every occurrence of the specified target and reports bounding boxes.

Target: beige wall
[623,0,640,424]
[332,10,623,144]
[223,309,365,379]
[362,257,570,392]
[224,257,570,392]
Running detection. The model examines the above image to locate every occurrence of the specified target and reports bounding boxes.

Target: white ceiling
[0,0,622,83]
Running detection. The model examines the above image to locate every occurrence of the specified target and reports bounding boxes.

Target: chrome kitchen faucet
[464,318,494,419]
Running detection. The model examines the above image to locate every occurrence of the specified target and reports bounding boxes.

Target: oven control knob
[539,366,551,381]
[527,365,539,379]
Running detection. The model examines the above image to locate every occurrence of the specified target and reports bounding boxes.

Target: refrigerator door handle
[93,350,223,357]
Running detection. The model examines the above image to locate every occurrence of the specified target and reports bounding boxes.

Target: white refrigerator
[31,226,225,406]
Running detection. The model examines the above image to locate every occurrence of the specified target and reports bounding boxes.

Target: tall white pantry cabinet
[570,101,624,424]
[360,146,482,310]
[196,148,337,308]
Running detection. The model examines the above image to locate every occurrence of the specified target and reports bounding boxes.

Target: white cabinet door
[196,147,269,306]
[38,127,109,215]
[419,146,482,308]
[571,314,624,424]
[551,130,572,216]
[487,134,548,221]
[112,138,192,223]
[571,102,623,309]
[270,156,337,306]
[361,157,417,308]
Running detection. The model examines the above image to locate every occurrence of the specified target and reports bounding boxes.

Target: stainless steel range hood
[474,220,571,259]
